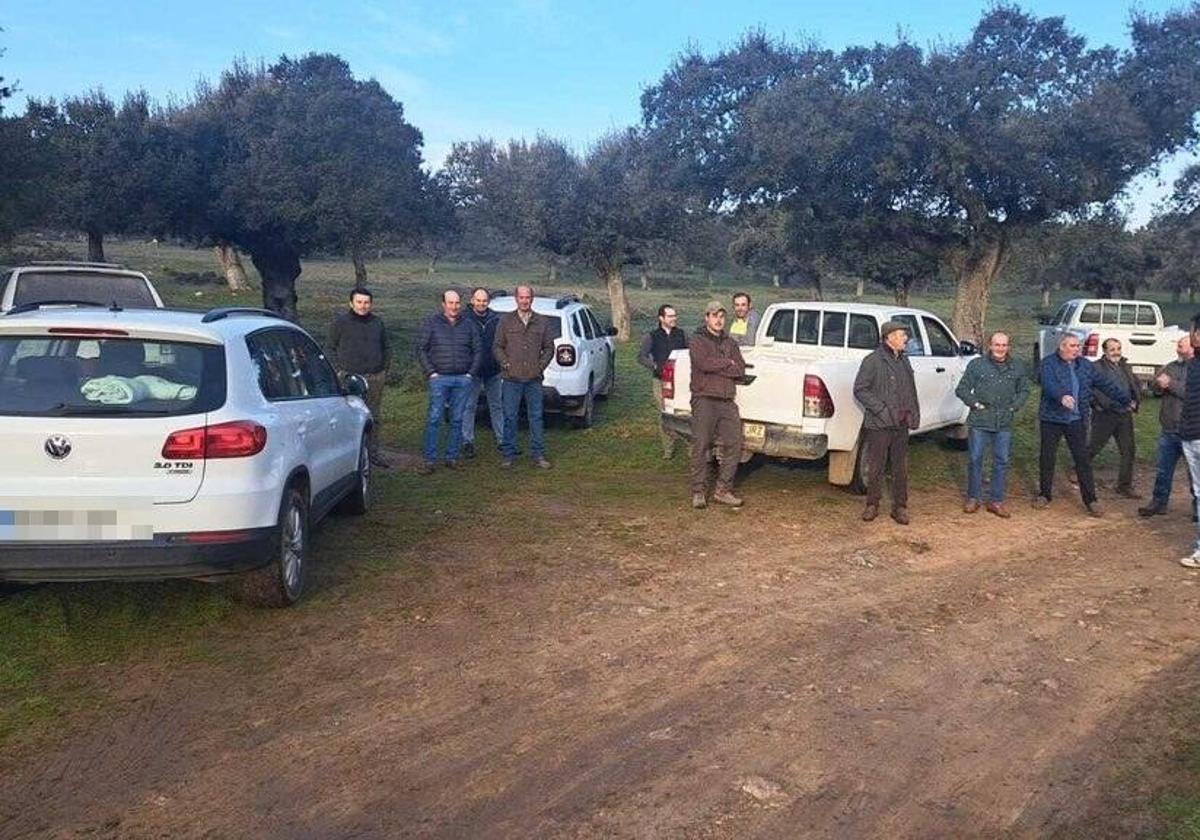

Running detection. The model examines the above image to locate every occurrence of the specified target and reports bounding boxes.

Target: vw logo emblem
[44,435,72,460]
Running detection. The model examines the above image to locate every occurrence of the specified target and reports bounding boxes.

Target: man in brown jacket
[493,285,556,469]
[689,300,747,509]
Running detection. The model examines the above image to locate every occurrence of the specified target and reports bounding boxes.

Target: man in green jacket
[954,331,1031,517]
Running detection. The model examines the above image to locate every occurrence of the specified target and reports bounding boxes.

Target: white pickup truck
[1035,298,1186,385]
[660,302,978,489]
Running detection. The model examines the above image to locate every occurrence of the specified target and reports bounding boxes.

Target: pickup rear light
[556,344,577,367]
[802,374,834,418]
[162,420,267,459]
[661,359,675,400]
[1083,333,1099,357]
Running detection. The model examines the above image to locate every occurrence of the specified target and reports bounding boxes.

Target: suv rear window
[12,271,157,309]
[0,336,225,416]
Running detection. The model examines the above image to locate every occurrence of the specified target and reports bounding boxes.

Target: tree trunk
[894,285,910,306]
[772,273,780,288]
[214,242,250,292]
[548,262,559,284]
[811,273,824,301]
[1190,286,1196,305]
[854,278,864,299]
[1041,287,1051,308]
[599,262,632,342]
[86,229,105,262]
[639,265,651,290]
[350,246,368,288]
[949,231,1008,346]
[1172,287,1181,304]
[248,243,302,322]
[428,254,440,275]
[705,269,713,286]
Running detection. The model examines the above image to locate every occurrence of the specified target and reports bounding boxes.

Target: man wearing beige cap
[688,300,747,509]
[853,319,920,524]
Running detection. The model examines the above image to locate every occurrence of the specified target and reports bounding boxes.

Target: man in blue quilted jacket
[1033,333,1132,517]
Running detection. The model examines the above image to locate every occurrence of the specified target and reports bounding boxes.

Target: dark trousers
[1088,411,1136,491]
[1039,419,1096,504]
[865,428,909,510]
[689,396,742,494]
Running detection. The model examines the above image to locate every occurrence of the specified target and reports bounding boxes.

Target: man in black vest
[638,304,689,459]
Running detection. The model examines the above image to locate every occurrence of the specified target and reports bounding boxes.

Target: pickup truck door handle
[1129,337,1155,345]
[935,366,947,373]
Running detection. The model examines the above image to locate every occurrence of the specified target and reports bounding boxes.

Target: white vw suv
[0,305,373,606]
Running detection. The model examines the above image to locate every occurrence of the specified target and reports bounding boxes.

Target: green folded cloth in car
[81,375,197,404]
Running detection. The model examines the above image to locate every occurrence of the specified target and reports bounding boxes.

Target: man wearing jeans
[1176,316,1200,567]
[1140,335,1195,518]
[461,287,505,458]
[493,285,555,469]
[416,289,482,474]
[955,331,1030,518]
[1033,333,1131,517]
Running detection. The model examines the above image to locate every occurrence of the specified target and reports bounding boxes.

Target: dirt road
[3,482,1199,838]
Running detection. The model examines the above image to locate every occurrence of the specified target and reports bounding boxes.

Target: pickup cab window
[923,316,958,357]
[821,312,846,347]
[1079,303,1101,324]
[1101,303,1119,325]
[890,314,926,356]
[796,310,819,345]
[765,309,795,342]
[1052,303,1071,325]
[1137,305,1157,326]
[1118,304,1137,326]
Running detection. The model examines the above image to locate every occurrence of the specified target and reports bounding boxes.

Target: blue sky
[1,1,1194,222]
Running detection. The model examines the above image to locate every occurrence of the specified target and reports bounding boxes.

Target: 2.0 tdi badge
[44,434,72,460]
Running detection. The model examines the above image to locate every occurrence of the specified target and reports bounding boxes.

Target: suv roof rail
[555,295,580,309]
[22,260,127,269]
[4,299,116,316]
[201,306,288,324]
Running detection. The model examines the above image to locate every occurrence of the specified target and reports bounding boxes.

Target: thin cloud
[361,3,455,56]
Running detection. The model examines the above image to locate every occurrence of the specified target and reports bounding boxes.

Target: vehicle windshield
[12,271,158,309]
[0,335,225,416]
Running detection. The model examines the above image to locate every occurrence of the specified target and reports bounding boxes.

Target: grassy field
[3,236,1200,833]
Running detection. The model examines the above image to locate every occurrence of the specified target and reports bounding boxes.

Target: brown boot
[862,504,879,522]
[963,498,980,513]
[891,507,910,525]
[691,493,707,509]
[985,501,1011,519]
[712,487,743,507]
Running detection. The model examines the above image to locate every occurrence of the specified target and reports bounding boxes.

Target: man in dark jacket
[1087,338,1142,498]
[1141,335,1195,517]
[1177,315,1200,567]
[416,289,482,474]
[854,320,920,525]
[637,304,689,459]
[461,287,505,458]
[688,300,747,509]
[493,285,555,469]
[1034,333,1132,516]
[327,287,391,468]
[955,331,1030,518]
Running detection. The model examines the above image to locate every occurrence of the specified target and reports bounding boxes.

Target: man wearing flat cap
[853,319,921,524]
[688,300,747,509]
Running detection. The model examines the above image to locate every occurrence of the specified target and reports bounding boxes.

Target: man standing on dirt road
[729,292,759,346]
[494,285,555,470]
[1141,335,1196,519]
[688,300,747,509]
[955,331,1030,518]
[1033,333,1131,517]
[1176,316,1200,567]
[854,320,920,526]
[461,287,505,458]
[638,304,689,459]
[327,287,392,468]
[416,289,482,474]
[1087,338,1142,499]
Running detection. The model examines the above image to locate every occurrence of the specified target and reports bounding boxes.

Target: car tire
[571,381,596,428]
[336,436,370,516]
[239,484,309,608]
[597,352,616,398]
[848,434,869,496]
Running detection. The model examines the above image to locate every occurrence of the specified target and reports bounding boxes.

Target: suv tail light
[556,344,577,367]
[1083,333,1099,357]
[162,420,267,459]
[661,359,676,400]
[802,374,834,418]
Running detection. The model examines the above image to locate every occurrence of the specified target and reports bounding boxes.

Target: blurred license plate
[0,509,153,542]
[743,422,766,446]
[1132,365,1155,375]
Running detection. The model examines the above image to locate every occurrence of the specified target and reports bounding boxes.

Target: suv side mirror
[605,325,618,337]
[342,374,369,397]
[959,340,978,356]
